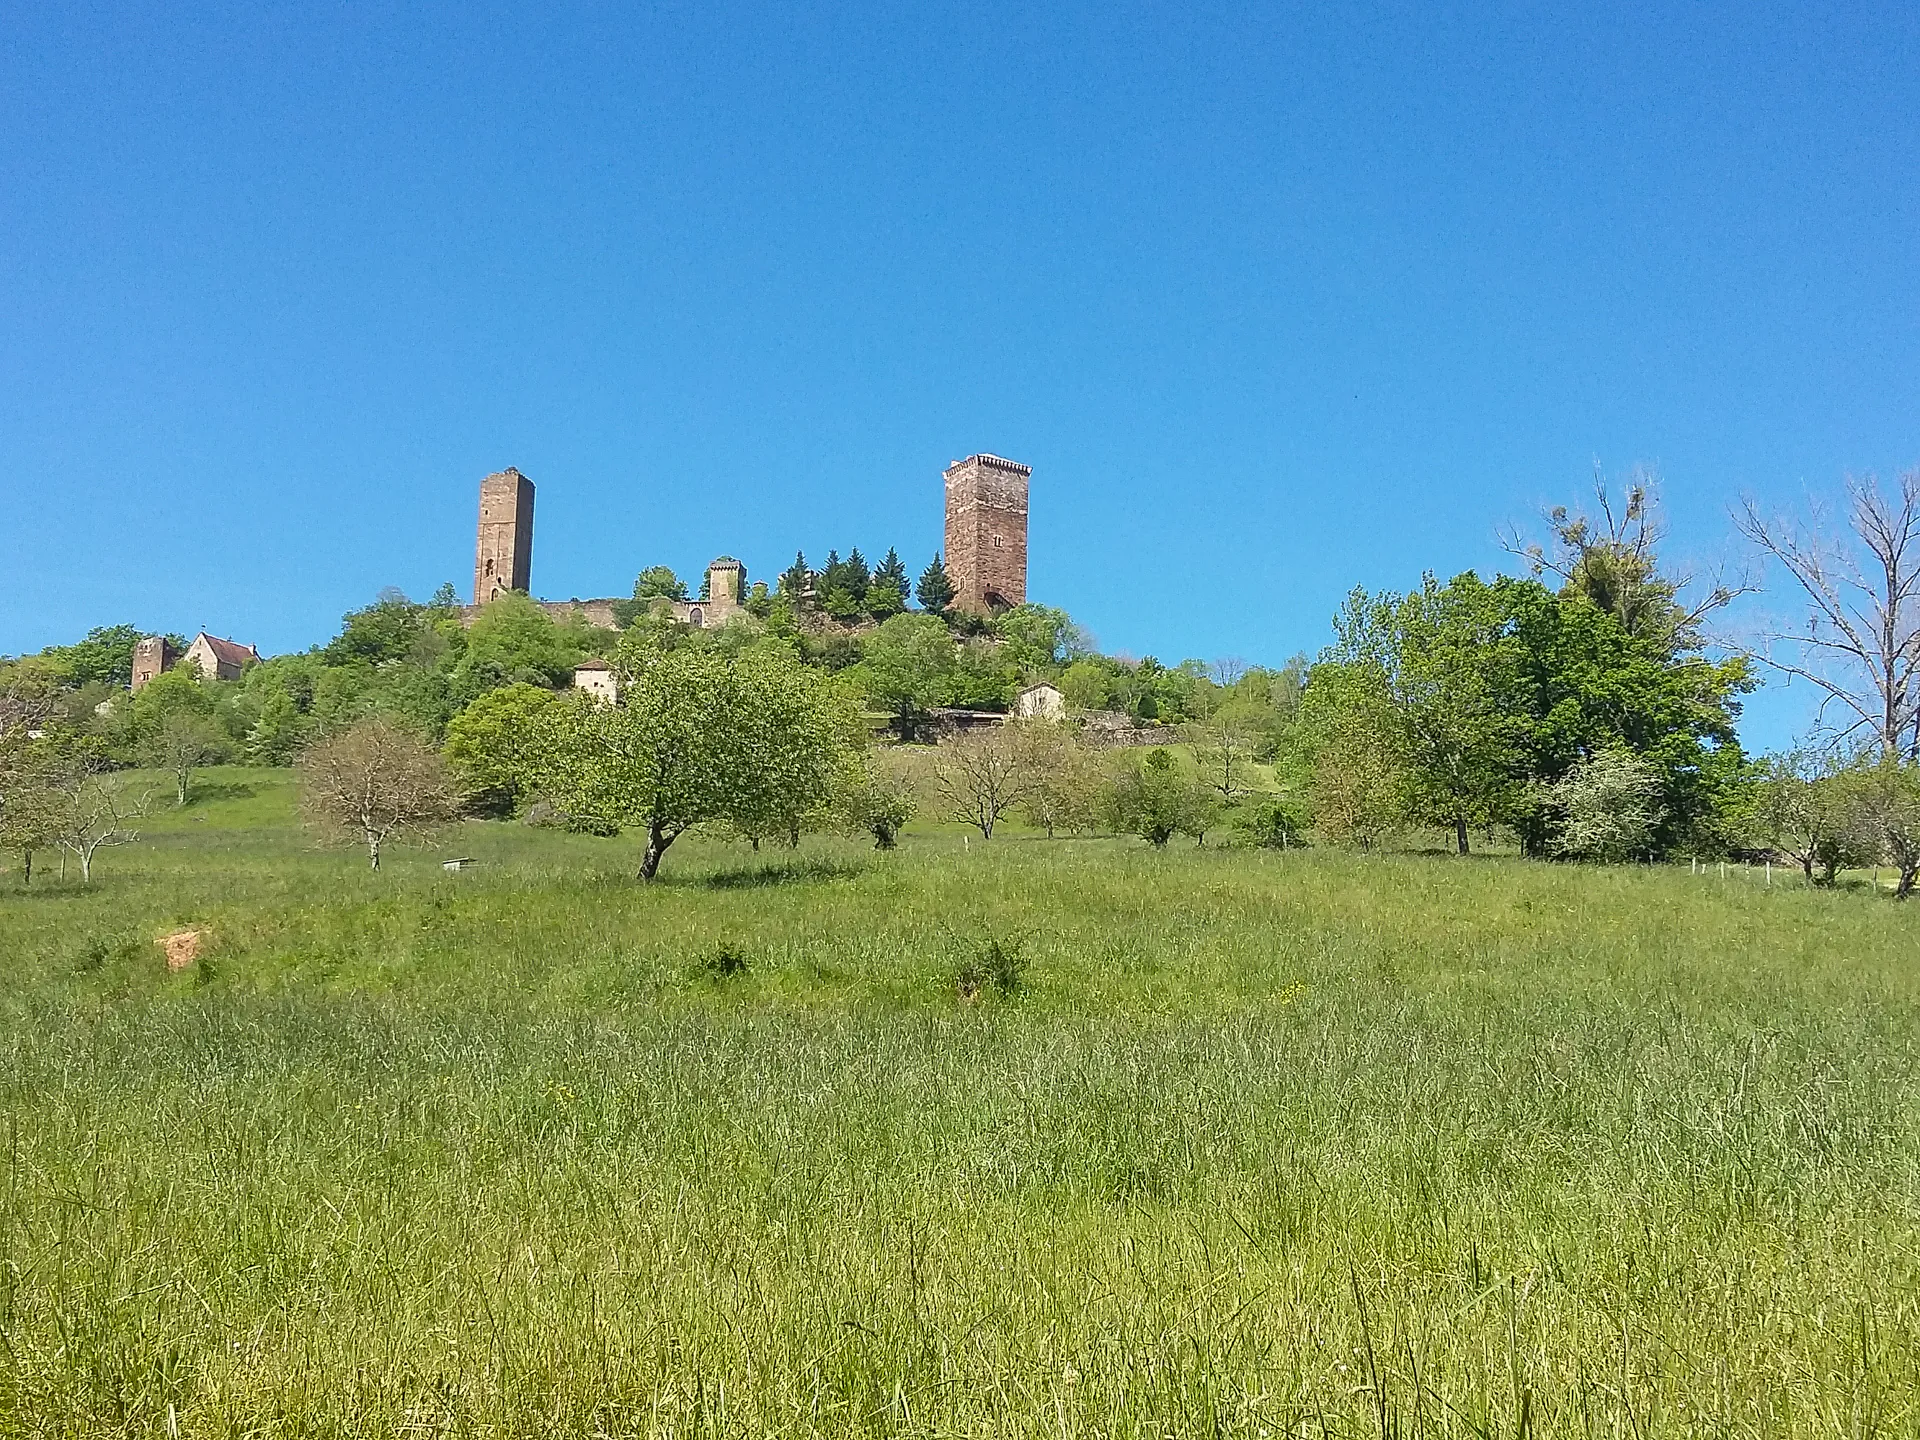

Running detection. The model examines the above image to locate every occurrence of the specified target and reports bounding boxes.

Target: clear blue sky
[4,2,1916,747]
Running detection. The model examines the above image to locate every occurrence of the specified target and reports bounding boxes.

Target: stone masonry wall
[943,454,1030,614]
[474,468,535,604]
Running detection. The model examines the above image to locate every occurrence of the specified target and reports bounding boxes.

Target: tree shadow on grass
[683,857,866,890]
[187,781,260,804]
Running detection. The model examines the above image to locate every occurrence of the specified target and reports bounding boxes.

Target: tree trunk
[78,846,93,883]
[1897,864,1919,900]
[639,821,670,881]
[176,769,189,806]
[366,832,382,870]
[1454,815,1470,855]
[21,850,30,885]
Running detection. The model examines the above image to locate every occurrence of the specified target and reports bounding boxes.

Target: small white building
[1015,681,1066,721]
[572,658,620,703]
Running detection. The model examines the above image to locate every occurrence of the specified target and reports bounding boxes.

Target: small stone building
[571,658,620,703]
[1015,681,1066,721]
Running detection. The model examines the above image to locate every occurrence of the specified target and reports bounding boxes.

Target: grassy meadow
[2,768,1918,1435]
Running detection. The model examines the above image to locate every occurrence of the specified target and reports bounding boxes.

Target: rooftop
[192,633,258,666]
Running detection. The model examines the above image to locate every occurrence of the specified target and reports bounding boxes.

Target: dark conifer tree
[778,552,812,604]
[916,553,956,615]
[872,547,910,599]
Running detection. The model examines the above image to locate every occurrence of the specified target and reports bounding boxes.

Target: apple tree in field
[527,640,858,880]
[297,717,459,869]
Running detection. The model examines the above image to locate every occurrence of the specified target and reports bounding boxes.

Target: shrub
[1238,795,1310,849]
[1551,748,1662,862]
[954,934,1027,1000]
[698,944,751,979]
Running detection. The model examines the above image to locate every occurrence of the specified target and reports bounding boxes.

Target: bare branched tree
[933,723,1041,840]
[297,718,458,869]
[1187,712,1257,801]
[52,765,150,884]
[1501,462,1753,647]
[1734,468,1920,758]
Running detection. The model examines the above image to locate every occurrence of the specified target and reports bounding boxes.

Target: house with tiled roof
[183,632,259,682]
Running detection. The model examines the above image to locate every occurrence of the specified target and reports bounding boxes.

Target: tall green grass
[2,769,1916,1434]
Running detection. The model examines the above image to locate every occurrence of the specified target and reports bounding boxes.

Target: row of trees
[624,546,955,627]
[11,463,1920,887]
[0,673,146,882]
[300,658,1238,877]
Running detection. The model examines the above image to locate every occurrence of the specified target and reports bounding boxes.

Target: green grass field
[2,769,1917,1435]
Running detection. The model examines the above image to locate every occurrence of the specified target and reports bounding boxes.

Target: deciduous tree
[1850,756,1920,898]
[297,718,458,870]
[1750,748,1873,885]
[854,613,955,742]
[529,642,854,879]
[842,749,920,849]
[1015,725,1104,837]
[1736,468,1920,759]
[145,710,230,806]
[49,758,149,883]
[442,682,559,816]
[1105,747,1219,847]
[1503,464,1748,651]
[932,723,1039,840]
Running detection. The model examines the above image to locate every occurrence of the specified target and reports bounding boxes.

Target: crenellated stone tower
[474,468,535,604]
[943,454,1030,614]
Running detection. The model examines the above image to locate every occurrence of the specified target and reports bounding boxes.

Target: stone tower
[705,557,745,619]
[131,635,180,691]
[943,454,1030,614]
[473,468,534,605]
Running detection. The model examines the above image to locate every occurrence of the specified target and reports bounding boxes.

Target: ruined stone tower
[473,468,534,605]
[130,635,180,690]
[943,454,1030,614]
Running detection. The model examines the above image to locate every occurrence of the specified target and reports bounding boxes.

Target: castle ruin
[467,453,1029,625]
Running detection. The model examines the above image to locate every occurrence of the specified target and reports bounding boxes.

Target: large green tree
[852,613,955,742]
[527,640,855,879]
[1320,576,1533,854]
[993,604,1088,676]
[442,682,560,816]
[1301,573,1750,857]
